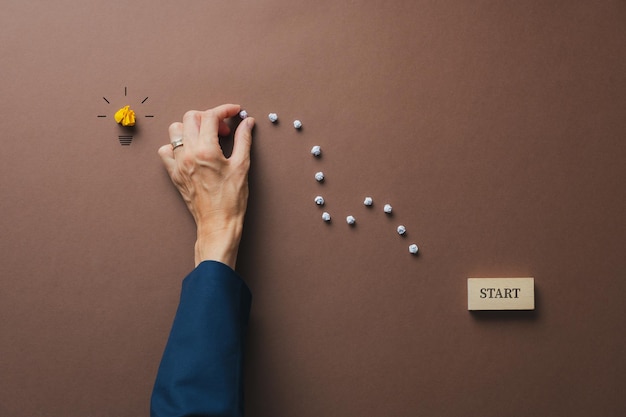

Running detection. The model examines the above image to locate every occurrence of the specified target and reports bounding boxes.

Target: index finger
[198,104,241,143]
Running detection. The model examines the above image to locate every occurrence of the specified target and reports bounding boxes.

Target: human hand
[158,104,254,269]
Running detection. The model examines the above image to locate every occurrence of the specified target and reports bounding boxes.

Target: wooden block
[467,278,534,310]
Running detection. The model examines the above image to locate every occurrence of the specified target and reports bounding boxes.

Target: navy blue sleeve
[151,261,252,417]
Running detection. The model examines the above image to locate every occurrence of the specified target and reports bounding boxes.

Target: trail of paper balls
[240,109,419,256]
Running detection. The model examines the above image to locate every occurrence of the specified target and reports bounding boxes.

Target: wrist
[194,220,243,269]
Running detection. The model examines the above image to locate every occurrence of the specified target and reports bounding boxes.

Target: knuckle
[177,147,221,171]
[179,153,196,169]
[196,146,220,161]
[201,109,217,121]
[183,110,199,121]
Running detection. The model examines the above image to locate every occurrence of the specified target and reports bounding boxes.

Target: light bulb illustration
[97,87,154,146]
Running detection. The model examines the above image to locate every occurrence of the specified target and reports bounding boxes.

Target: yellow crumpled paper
[114,105,136,127]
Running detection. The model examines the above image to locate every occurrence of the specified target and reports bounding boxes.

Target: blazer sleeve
[151,260,252,417]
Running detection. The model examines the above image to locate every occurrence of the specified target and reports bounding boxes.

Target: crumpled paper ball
[114,105,136,127]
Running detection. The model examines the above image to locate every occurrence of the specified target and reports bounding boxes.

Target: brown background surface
[1,1,625,416]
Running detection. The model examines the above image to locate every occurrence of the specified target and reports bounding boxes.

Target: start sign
[467,278,535,310]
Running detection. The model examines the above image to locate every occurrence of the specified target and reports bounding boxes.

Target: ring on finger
[171,138,184,150]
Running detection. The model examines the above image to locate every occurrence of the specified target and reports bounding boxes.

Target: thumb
[231,117,254,163]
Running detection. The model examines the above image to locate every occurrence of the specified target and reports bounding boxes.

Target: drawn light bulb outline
[97,86,154,146]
